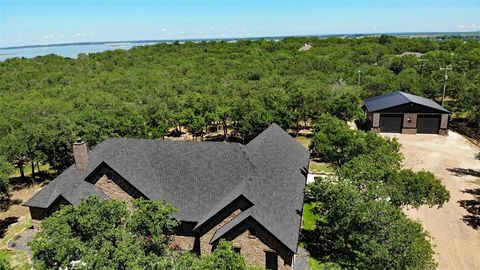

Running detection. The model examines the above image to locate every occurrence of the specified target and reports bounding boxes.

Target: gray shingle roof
[364,91,450,113]
[24,124,310,253]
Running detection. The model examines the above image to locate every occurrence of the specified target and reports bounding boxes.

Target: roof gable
[24,124,310,253]
[364,91,449,113]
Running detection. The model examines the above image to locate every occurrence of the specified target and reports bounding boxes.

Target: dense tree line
[0,36,479,181]
[0,157,12,203]
[29,197,262,270]
[305,114,450,269]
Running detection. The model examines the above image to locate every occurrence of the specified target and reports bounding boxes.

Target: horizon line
[2,30,479,50]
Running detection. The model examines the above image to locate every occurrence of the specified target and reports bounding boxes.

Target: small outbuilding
[364,91,450,135]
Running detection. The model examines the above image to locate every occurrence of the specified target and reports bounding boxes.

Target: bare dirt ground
[0,184,42,220]
[384,131,480,270]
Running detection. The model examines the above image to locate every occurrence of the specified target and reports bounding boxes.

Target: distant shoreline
[2,31,479,50]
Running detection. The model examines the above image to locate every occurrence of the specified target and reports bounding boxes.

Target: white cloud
[73,32,87,38]
[161,28,167,32]
[458,23,480,29]
[42,34,54,40]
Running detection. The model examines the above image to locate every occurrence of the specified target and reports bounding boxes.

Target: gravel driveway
[383,131,480,270]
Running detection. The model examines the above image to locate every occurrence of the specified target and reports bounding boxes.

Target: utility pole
[440,64,452,107]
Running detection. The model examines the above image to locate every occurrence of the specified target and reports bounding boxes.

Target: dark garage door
[379,114,403,133]
[417,115,440,134]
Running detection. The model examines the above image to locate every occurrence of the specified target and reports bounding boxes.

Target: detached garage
[364,91,450,135]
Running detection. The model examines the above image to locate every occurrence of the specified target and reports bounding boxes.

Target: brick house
[25,124,310,270]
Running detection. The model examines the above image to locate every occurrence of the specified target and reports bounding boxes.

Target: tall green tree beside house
[325,92,364,121]
[29,196,263,270]
[30,197,178,269]
[305,179,437,270]
[310,114,401,167]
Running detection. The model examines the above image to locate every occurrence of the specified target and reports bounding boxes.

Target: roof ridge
[396,90,412,103]
[106,137,244,145]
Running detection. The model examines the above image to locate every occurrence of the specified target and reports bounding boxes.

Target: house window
[265,251,278,270]
[233,247,241,253]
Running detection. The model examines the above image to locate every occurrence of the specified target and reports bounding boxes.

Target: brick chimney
[73,138,89,170]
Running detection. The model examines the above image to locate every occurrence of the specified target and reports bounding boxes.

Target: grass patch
[309,161,334,174]
[302,202,319,230]
[308,257,323,270]
[0,249,31,270]
[294,136,335,174]
[294,135,311,149]
[308,258,341,270]
[10,164,51,178]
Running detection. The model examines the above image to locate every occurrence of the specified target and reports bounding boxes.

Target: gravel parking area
[384,131,480,270]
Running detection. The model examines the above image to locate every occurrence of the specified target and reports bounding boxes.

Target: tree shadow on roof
[447,168,480,178]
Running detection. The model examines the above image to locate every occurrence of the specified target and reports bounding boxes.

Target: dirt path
[384,132,480,270]
[0,184,42,220]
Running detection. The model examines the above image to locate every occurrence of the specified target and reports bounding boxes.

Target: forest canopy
[0,36,479,175]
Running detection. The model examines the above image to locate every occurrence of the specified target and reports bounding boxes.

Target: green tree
[0,156,13,202]
[310,114,360,166]
[325,92,363,121]
[29,196,178,270]
[195,240,247,270]
[37,115,76,173]
[1,36,479,156]
[0,131,29,179]
[128,198,178,255]
[386,169,450,208]
[305,179,436,270]
[29,196,261,270]
[461,86,480,130]
[310,114,401,167]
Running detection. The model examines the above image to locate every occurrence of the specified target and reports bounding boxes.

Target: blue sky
[1,0,479,47]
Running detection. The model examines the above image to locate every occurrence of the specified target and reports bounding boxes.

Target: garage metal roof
[364,91,450,113]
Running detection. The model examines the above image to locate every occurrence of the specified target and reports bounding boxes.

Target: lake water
[0,42,158,61]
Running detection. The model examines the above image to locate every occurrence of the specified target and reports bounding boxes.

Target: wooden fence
[450,121,480,146]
